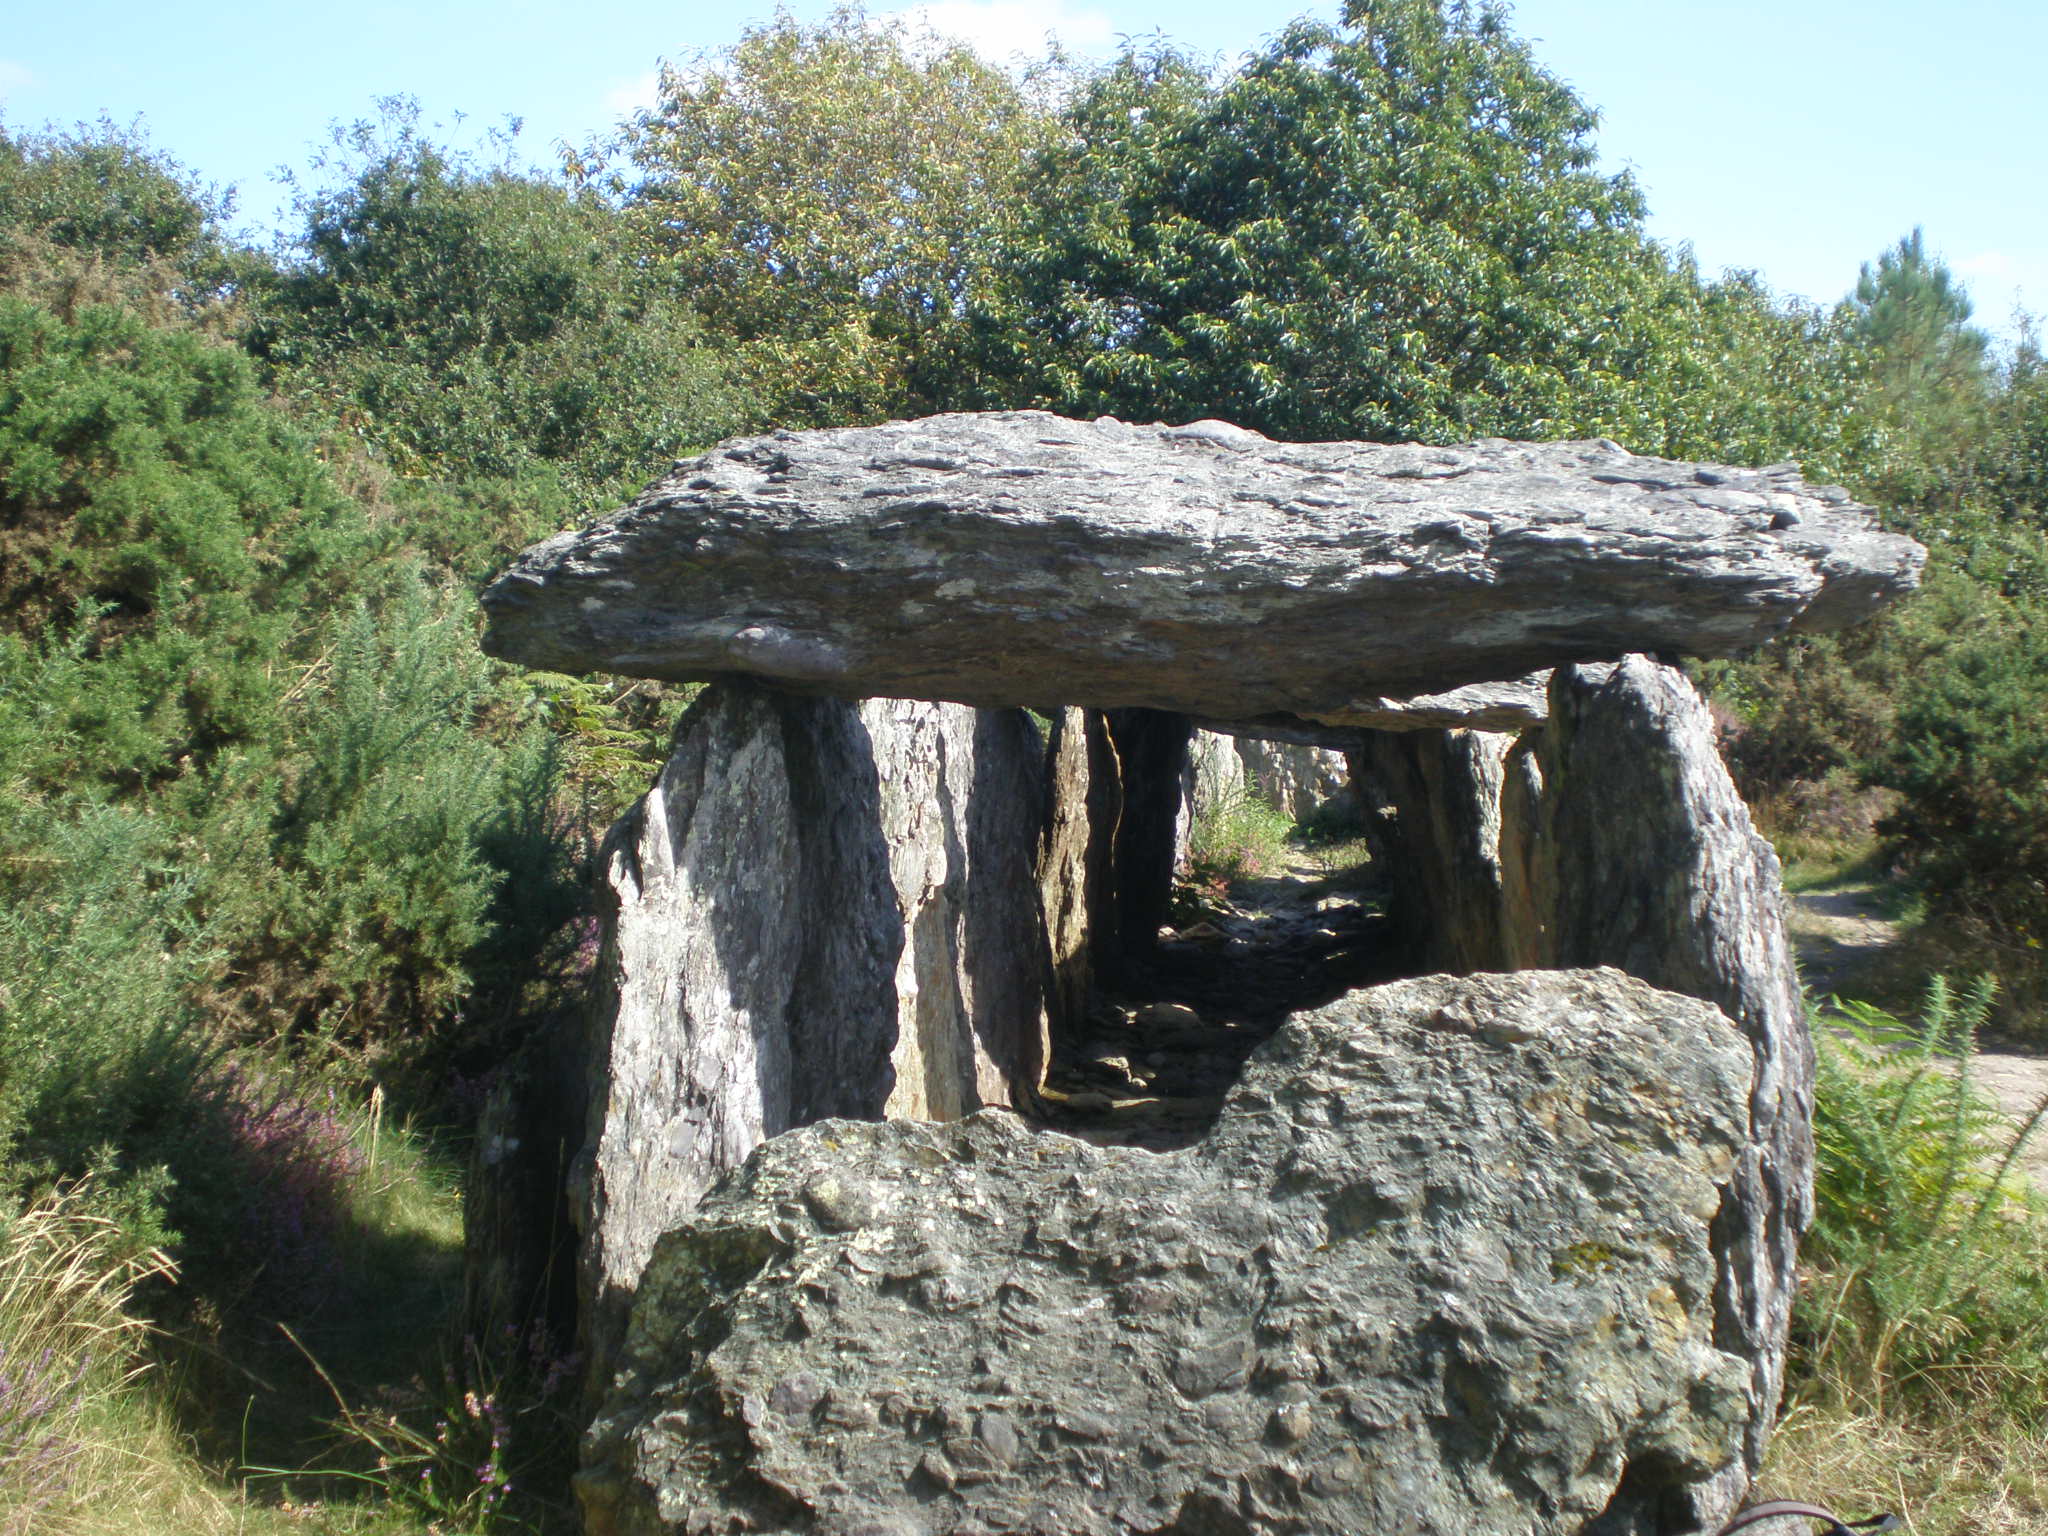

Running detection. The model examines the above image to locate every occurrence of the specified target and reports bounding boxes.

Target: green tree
[1848,227,1990,396]
[590,8,1048,425]
[992,0,1713,444]
[1863,562,2048,952]
[1838,228,1996,518]
[255,101,745,528]
[0,117,260,323]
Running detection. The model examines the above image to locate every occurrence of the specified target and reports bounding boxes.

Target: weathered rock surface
[1352,728,1516,973]
[1087,709,1194,973]
[576,682,1051,1383]
[481,411,1922,722]
[1231,736,1351,825]
[1036,708,1095,1034]
[1175,731,1353,875]
[580,969,1755,1536]
[1500,659,1812,1518]
[1198,675,1551,744]
[1173,728,1246,873]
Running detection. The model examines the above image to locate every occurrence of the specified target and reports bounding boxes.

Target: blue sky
[4,0,2041,343]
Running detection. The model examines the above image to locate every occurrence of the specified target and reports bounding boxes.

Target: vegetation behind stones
[4,0,2048,1527]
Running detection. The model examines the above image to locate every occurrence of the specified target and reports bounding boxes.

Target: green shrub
[0,796,204,1226]
[1797,977,2048,1422]
[180,581,576,1072]
[1187,779,1296,887]
[0,295,376,785]
[1865,570,2048,950]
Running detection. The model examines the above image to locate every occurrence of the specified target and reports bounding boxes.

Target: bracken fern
[1797,975,2048,1422]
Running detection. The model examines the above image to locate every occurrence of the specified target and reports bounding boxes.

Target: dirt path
[1785,882,1903,997]
[1790,885,2048,1193]
[1034,856,1398,1150]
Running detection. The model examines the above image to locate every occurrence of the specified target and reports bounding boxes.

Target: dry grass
[0,1182,171,1534]
[1762,1397,2048,1536]
[0,1183,379,1535]
[0,1137,460,1536]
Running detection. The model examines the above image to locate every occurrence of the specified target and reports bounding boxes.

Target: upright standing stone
[575,682,1051,1387]
[1086,708,1193,974]
[1500,656,1811,1525]
[1037,708,1094,1035]
[1351,727,1516,973]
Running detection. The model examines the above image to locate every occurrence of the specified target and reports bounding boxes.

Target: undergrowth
[1186,777,1297,887]
[0,1068,581,1536]
[1773,976,2048,1530]
[0,1182,172,1533]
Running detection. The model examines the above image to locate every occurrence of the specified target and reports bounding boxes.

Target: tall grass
[1186,778,1297,886]
[0,1182,171,1533]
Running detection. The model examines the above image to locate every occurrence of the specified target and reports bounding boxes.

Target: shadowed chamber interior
[1033,710,1408,1151]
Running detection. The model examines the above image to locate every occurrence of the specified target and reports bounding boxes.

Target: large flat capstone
[579,968,1754,1536]
[481,411,1922,724]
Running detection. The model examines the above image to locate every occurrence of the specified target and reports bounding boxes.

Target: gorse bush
[0,795,206,1226]
[173,580,578,1074]
[0,118,261,330]
[1866,571,2048,953]
[1798,977,2048,1423]
[0,295,375,785]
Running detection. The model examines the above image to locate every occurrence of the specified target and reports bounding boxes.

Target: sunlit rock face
[480,410,1922,723]
[578,969,1754,1536]
[463,411,1922,1533]
[574,683,1051,1388]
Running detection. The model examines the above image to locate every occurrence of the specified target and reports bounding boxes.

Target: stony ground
[1035,854,1399,1149]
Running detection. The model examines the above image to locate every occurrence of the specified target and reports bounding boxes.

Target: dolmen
[478,411,1923,1536]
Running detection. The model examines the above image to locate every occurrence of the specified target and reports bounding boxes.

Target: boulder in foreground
[580,968,1753,1536]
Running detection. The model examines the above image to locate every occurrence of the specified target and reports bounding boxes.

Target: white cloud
[0,59,33,102]
[885,0,1119,66]
[602,69,662,120]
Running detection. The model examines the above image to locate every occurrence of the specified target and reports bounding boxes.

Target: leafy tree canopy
[588,8,1050,425]
[255,100,746,512]
[993,0,1714,444]
[0,117,260,322]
